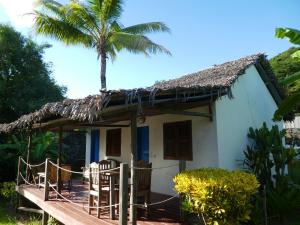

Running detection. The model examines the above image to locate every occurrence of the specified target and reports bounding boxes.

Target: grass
[0,201,16,225]
[0,200,41,225]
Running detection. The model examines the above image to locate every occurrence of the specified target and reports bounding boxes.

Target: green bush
[173,168,259,225]
[0,182,17,207]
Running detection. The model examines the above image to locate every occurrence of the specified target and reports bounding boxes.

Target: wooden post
[25,131,32,181]
[179,160,186,223]
[110,161,116,220]
[17,156,21,186]
[42,210,49,225]
[57,126,63,198]
[44,158,49,201]
[119,163,128,225]
[179,160,186,172]
[130,112,137,225]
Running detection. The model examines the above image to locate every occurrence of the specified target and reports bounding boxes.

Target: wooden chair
[61,164,72,191]
[88,161,112,218]
[40,164,72,189]
[136,160,152,216]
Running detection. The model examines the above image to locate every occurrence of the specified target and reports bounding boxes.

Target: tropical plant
[244,122,297,189]
[174,168,259,225]
[0,132,64,182]
[244,123,300,225]
[273,27,300,120]
[33,0,171,90]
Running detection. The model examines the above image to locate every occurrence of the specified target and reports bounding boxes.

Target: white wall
[215,65,283,170]
[86,106,218,195]
[285,116,300,129]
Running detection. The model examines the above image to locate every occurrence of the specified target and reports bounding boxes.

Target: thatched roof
[0,53,282,134]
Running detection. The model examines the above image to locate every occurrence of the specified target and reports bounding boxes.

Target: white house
[0,53,285,224]
[0,53,283,196]
[82,53,284,195]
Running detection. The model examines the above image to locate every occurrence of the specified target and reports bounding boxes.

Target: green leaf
[276,27,300,45]
[280,71,300,86]
[292,50,300,59]
[273,92,300,121]
[122,22,171,35]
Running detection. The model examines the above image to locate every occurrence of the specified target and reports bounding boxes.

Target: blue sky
[0,0,299,98]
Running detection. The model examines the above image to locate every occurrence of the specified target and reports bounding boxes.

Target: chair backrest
[61,164,71,182]
[136,160,152,191]
[89,162,99,186]
[106,158,121,168]
[99,160,112,185]
[48,164,72,184]
[48,163,57,184]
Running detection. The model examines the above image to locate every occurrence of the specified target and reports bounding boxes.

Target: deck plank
[16,183,180,225]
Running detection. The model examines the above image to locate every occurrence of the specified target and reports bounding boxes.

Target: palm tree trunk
[100,52,107,90]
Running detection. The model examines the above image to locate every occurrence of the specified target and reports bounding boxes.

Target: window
[163,120,192,160]
[106,128,121,156]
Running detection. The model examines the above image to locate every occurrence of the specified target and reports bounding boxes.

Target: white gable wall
[85,65,283,195]
[215,65,283,170]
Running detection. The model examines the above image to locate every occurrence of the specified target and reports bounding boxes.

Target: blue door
[90,130,100,163]
[137,126,149,162]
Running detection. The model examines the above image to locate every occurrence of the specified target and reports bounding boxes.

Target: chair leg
[88,195,93,214]
[97,196,100,218]
[145,192,151,218]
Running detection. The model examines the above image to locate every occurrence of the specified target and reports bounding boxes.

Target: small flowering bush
[174,168,259,225]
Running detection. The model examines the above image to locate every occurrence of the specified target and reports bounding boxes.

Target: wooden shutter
[163,120,192,160]
[106,128,121,156]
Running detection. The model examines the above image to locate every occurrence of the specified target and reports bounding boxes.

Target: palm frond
[88,0,104,18]
[273,92,300,121]
[63,1,100,39]
[34,11,94,47]
[108,32,171,56]
[38,0,63,18]
[122,22,170,35]
[276,27,300,45]
[280,71,300,86]
[100,0,123,23]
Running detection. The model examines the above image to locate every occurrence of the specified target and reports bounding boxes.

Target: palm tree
[273,27,300,120]
[33,0,171,90]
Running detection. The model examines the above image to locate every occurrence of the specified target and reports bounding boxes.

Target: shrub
[0,182,18,207]
[173,168,259,225]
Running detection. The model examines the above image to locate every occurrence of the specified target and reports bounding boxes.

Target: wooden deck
[16,182,180,225]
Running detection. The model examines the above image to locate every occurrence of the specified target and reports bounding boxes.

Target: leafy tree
[0,24,66,123]
[0,24,66,181]
[33,0,171,90]
[270,47,300,94]
[273,27,300,120]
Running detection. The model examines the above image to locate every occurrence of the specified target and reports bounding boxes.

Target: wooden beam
[255,63,282,105]
[119,163,128,225]
[44,158,49,201]
[57,126,62,198]
[42,210,49,225]
[32,118,74,130]
[18,207,43,214]
[130,112,137,225]
[77,124,130,128]
[17,156,21,186]
[160,109,212,118]
[25,131,32,180]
